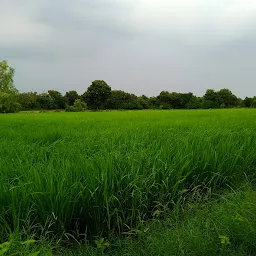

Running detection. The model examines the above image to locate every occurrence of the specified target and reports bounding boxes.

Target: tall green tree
[216,88,238,108]
[0,60,20,113]
[105,90,127,109]
[83,80,111,110]
[136,95,150,109]
[65,90,79,106]
[105,90,142,109]
[204,89,217,102]
[203,89,218,108]
[36,92,52,109]
[48,90,67,109]
[0,60,18,94]
[157,91,195,109]
[0,92,21,113]
[243,97,253,108]
[18,92,39,110]
[243,97,256,108]
[157,91,171,109]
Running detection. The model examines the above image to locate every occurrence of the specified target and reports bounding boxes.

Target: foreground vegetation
[2,186,256,255]
[0,109,256,255]
[63,186,256,256]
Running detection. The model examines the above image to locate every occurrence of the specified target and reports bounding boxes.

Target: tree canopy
[0,60,18,94]
[83,80,111,110]
[0,61,20,113]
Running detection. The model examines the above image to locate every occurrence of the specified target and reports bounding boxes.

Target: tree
[123,93,141,109]
[105,90,127,109]
[105,90,144,110]
[243,97,253,108]
[237,98,244,108]
[0,60,20,113]
[169,92,181,108]
[65,90,79,106]
[0,92,21,113]
[148,97,160,109]
[0,60,18,94]
[36,93,52,109]
[48,90,67,109]
[136,95,150,109]
[178,93,194,109]
[18,92,39,110]
[83,80,111,110]
[187,96,202,109]
[157,91,195,109]
[203,88,238,108]
[201,99,215,109]
[251,97,256,108]
[216,89,238,108]
[204,89,217,102]
[203,89,218,108]
[157,91,169,108]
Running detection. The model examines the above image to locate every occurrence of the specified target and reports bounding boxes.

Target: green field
[1,109,256,255]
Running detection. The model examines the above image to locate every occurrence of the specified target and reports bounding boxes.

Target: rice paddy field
[1,109,256,255]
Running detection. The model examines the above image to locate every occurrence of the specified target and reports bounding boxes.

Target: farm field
[1,109,256,255]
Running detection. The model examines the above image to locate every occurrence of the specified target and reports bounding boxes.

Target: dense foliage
[16,84,256,111]
[1,109,256,243]
[65,99,87,112]
[82,80,112,110]
[0,60,20,113]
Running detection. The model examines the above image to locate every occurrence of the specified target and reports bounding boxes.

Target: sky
[0,0,256,98]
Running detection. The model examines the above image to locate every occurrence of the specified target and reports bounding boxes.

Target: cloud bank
[0,0,256,97]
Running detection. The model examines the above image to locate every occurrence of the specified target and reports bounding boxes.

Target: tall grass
[62,186,256,256]
[0,109,256,241]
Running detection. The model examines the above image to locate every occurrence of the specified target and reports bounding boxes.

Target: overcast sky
[0,0,256,98]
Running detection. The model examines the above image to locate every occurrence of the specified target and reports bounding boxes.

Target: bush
[0,92,21,113]
[201,99,216,109]
[65,99,87,112]
[159,103,171,109]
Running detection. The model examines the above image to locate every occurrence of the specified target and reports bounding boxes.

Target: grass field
[1,109,256,255]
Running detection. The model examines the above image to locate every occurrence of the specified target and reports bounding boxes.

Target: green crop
[0,109,256,242]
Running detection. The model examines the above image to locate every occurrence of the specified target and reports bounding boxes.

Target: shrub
[0,92,21,113]
[65,99,87,112]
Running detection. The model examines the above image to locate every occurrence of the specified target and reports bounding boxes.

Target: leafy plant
[65,99,87,112]
[219,235,231,246]
[94,238,110,250]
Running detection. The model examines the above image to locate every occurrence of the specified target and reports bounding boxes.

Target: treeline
[1,60,256,113]
[17,81,256,112]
